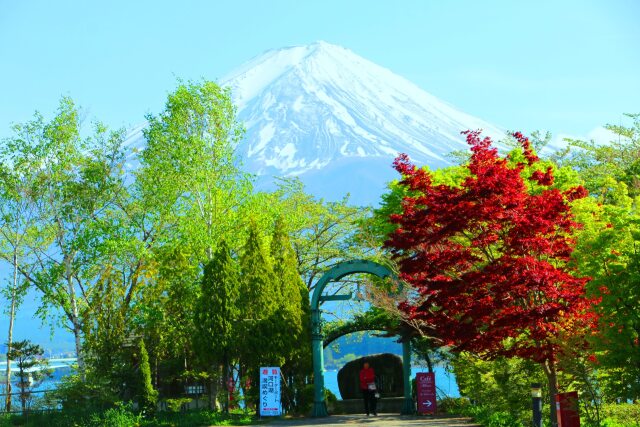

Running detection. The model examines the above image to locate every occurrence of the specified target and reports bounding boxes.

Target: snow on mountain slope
[122,41,505,204]
[222,41,505,179]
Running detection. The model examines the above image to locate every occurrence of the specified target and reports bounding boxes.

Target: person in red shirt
[359,361,377,416]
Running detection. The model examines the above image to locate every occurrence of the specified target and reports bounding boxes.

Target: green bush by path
[443,401,640,427]
[451,353,546,425]
[0,407,263,427]
[438,397,471,415]
[601,403,640,427]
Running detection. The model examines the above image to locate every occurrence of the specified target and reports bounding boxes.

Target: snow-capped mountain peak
[221,41,504,177]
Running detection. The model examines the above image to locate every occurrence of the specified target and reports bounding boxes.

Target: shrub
[87,403,142,427]
[137,340,158,416]
[438,397,471,414]
[292,384,336,415]
[294,384,315,414]
[164,397,192,413]
[461,404,525,427]
[0,413,11,427]
[51,373,118,413]
[602,403,640,427]
[325,388,338,404]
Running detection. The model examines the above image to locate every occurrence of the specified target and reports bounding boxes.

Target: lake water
[324,366,459,400]
[0,360,74,411]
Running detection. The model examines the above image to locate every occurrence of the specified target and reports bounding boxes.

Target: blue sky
[1,0,638,139]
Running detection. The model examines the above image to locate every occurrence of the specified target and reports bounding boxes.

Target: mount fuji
[221,41,504,204]
[123,41,505,204]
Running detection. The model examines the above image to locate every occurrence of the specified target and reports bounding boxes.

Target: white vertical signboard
[259,366,282,416]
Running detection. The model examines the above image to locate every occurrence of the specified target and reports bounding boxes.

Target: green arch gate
[310,259,413,417]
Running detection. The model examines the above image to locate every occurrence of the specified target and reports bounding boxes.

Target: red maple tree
[386,130,598,423]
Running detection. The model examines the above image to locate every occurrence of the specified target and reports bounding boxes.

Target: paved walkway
[261,414,480,426]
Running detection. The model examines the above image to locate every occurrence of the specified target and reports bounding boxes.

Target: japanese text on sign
[259,366,282,416]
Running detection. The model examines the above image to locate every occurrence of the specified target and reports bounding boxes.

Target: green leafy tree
[270,217,312,410]
[134,247,198,398]
[452,352,546,424]
[194,240,240,413]
[563,114,640,402]
[238,222,279,406]
[0,131,50,411]
[0,97,128,379]
[139,79,252,262]
[560,113,640,198]
[270,179,369,292]
[81,252,157,404]
[294,197,369,293]
[136,339,158,415]
[7,339,52,413]
[270,218,305,355]
[573,177,640,401]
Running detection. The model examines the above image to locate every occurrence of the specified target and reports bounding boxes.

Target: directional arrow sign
[416,373,437,414]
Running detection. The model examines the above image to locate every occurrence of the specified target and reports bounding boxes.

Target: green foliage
[137,339,158,415]
[195,240,240,367]
[559,113,640,198]
[437,397,472,415]
[451,352,546,426]
[193,240,240,412]
[270,217,305,347]
[294,383,316,415]
[325,388,338,405]
[0,96,131,379]
[0,407,261,427]
[164,398,192,413]
[461,404,525,427]
[140,79,252,262]
[0,109,53,410]
[135,247,199,399]
[269,217,312,412]
[6,339,52,412]
[275,182,369,291]
[0,80,370,420]
[237,222,279,368]
[569,117,640,402]
[144,409,261,426]
[323,307,397,347]
[86,403,143,427]
[601,403,640,427]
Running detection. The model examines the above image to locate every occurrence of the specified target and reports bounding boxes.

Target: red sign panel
[416,372,437,414]
[556,392,580,427]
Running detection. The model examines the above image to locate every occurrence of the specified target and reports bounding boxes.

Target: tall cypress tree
[270,217,309,359]
[270,217,312,410]
[238,223,279,385]
[194,240,240,412]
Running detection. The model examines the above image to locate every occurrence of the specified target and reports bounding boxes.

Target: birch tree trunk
[65,258,85,379]
[4,251,18,411]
